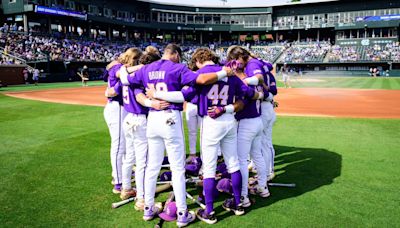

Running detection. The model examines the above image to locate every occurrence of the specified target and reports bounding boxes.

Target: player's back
[138,59,197,111]
[196,64,245,117]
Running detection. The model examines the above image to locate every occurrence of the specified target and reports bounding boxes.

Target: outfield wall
[0,65,25,85]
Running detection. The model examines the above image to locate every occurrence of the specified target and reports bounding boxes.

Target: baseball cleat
[222,198,245,216]
[120,188,136,200]
[112,184,122,194]
[240,196,251,208]
[177,210,196,227]
[257,185,271,198]
[134,198,145,211]
[196,208,217,224]
[143,204,162,221]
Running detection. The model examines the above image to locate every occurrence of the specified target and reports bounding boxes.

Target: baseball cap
[185,164,200,176]
[217,163,229,178]
[160,171,172,182]
[159,202,177,221]
[216,178,232,194]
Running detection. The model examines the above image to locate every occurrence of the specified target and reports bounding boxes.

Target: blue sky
[141,0,336,8]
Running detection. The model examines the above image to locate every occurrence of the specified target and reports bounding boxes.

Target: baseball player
[240,57,278,181]
[119,44,233,227]
[107,47,166,210]
[227,46,271,207]
[103,52,129,194]
[148,48,264,224]
[104,48,148,194]
[282,63,291,88]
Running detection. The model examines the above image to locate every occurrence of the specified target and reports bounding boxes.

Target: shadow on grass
[213,144,342,223]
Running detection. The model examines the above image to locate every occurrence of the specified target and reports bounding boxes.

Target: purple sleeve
[133,87,144,96]
[180,66,199,87]
[235,78,255,99]
[268,73,278,95]
[181,86,198,102]
[127,69,143,86]
[246,61,263,77]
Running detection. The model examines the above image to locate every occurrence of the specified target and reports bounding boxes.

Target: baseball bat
[268,183,296,188]
[156,183,172,193]
[186,192,206,209]
[111,197,135,209]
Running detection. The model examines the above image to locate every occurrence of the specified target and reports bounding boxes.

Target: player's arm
[239,79,264,100]
[207,99,245,119]
[180,65,234,86]
[105,81,122,97]
[145,86,197,103]
[243,62,264,85]
[134,88,170,110]
[117,65,143,85]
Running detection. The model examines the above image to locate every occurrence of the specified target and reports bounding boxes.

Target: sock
[230,170,242,206]
[203,178,216,214]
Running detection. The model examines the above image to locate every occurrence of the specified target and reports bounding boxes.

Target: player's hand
[105,87,117,97]
[222,66,234,76]
[208,106,225,119]
[151,99,170,110]
[145,87,156,99]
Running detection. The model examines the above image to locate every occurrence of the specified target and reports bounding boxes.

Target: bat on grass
[268,183,296,188]
[186,192,206,209]
[155,192,175,228]
[112,197,135,209]
[156,183,172,193]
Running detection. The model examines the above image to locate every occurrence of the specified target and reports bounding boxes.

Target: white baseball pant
[104,101,127,185]
[261,101,276,178]
[144,110,187,212]
[185,102,201,155]
[200,114,240,178]
[237,117,267,197]
[122,114,147,199]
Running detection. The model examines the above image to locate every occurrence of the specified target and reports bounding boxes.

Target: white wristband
[244,76,260,85]
[224,104,234,113]
[144,99,153,108]
[216,70,227,80]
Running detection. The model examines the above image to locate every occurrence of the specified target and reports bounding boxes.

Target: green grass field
[276,76,400,90]
[1,89,399,227]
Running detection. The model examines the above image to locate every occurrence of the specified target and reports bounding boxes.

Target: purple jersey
[245,58,278,96]
[195,64,254,117]
[117,81,148,115]
[107,63,123,104]
[128,59,199,111]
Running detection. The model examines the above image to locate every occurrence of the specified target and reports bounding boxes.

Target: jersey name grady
[148,71,165,80]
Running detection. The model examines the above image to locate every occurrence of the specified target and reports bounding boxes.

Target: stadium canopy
[139,0,338,8]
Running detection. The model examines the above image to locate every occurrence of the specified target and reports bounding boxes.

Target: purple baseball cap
[216,178,232,194]
[217,163,229,178]
[185,164,200,176]
[159,202,177,222]
[160,171,172,182]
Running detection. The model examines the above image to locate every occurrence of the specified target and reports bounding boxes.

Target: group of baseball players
[103,43,277,227]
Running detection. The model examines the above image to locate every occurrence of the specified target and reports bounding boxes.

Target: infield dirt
[5,86,400,119]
